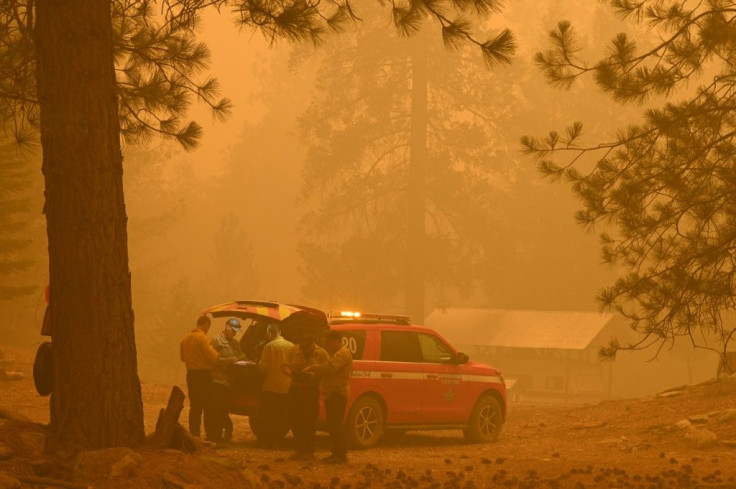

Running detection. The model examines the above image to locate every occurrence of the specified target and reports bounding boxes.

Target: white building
[426,308,718,402]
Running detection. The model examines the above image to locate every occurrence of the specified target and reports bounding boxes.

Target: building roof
[425,308,616,350]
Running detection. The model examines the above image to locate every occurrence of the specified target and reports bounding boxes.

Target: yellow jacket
[286,344,329,387]
[318,346,353,399]
[180,328,219,370]
[258,336,294,393]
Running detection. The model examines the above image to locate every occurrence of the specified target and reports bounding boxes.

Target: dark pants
[325,391,348,457]
[259,391,289,445]
[186,369,214,438]
[289,384,320,454]
[210,382,231,442]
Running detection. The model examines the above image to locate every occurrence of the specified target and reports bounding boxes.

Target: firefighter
[283,333,328,460]
[257,323,294,447]
[179,315,219,440]
[211,318,245,442]
[306,329,353,464]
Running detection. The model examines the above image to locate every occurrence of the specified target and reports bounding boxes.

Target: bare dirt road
[1,345,735,489]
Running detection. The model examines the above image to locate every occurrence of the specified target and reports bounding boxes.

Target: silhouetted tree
[523,0,736,369]
[138,277,199,384]
[206,213,259,302]
[0,140,35,299]
[0,0,516,450]
[33,0,145,450]
[1,1,230,148]
[0,0,230,451]
[298,23,513,319]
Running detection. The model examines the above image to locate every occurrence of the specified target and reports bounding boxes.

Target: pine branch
[441,18,471,50]
[392,6,424,37]
[480,28,515,67]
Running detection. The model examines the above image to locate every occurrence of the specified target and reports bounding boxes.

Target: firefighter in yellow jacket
[306,329,353,463]
[180,315,235,441]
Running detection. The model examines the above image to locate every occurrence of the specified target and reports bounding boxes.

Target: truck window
[380,331,421,362]
[418,333,454,363]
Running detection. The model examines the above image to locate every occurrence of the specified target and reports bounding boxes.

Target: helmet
[226,318,241,332]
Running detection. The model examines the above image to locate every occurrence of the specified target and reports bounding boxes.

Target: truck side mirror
[455,352,469,365]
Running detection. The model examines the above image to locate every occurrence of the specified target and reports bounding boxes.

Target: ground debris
[684,426,718,449]
[0,445,13,461]
[73,447,134,480]
[657,390,684,398]
[17,476,87,489]
[162,471,203,489]
[571,421,606,430]
[0,472,20,489]
[0,408,31,423]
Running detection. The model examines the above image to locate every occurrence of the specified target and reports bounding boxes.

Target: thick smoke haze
[1,0,717,392]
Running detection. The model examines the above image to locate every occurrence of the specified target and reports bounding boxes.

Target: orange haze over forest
[4,0,666,386]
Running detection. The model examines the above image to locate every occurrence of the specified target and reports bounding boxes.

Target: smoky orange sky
[129,0,633,309]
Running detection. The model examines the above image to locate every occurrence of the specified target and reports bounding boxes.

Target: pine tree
[1,1,231,149]
[523,0,736,370]
[0,140,35,299]
[298,20,514,319]
[138,277,199,384]
[205,213,259,303]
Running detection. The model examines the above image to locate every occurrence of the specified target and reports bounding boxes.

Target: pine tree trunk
[35,0,144,450]
[406,38,428,324]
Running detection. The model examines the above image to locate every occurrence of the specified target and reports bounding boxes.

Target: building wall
[465,345,607,404]
[463,343,719,402]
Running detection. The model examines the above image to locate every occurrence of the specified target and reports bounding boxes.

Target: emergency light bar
[330,311,412,324]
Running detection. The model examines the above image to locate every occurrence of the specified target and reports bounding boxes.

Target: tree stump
[152,386,191,451]
[171,424,197,453]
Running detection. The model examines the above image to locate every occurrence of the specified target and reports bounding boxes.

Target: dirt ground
[1,345,735,489]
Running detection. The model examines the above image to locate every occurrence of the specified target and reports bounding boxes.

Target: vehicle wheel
[345,396,384,449]
[33,342,53,397]
[248,415,289,441]
[464,395,503,443]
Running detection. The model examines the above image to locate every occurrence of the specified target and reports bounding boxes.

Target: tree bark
[34,0,144,450]
[406,36,429,324]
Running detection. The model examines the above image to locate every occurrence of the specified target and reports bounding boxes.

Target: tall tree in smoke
[1,0,515,450]
[206,213,259,302]
[523,0,736,370]
[2,0,230,450]
[34,0,145,449]
[299,22,513,319]
[0,140,35,300]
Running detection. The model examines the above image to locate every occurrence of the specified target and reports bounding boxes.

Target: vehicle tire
[345,396,384,449]
[248,415,290,441]
[463,394,503,443]
[33,341,53,397]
